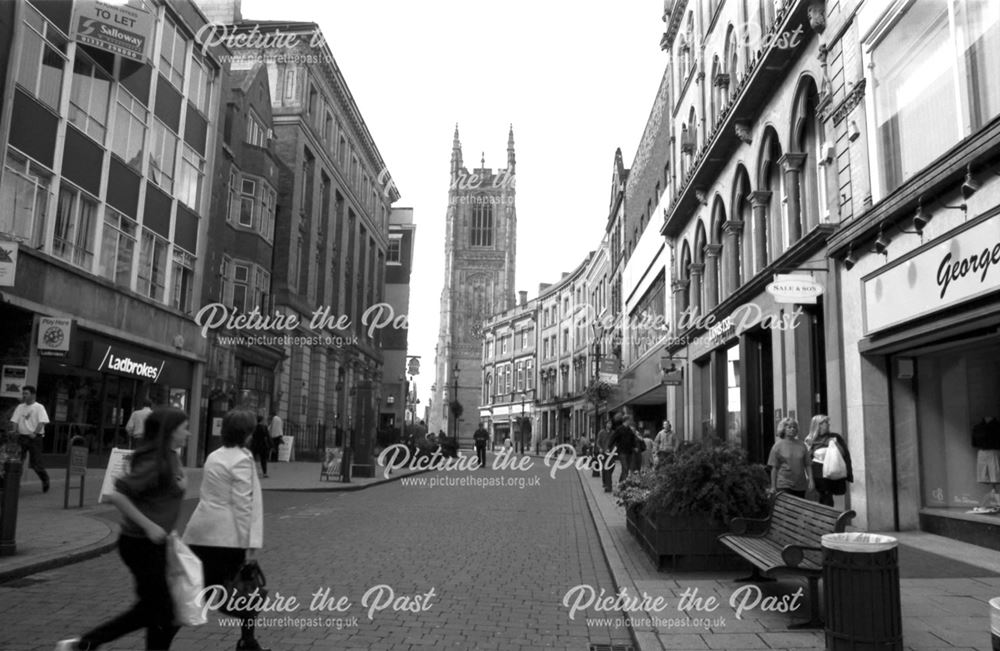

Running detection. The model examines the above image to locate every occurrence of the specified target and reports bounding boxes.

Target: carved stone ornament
[808,1,827,34]
[734,121,752,145]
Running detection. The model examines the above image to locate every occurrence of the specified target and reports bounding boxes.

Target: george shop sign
[766,274,824,304]
[96,345,165,382]
[862,213,1000,335]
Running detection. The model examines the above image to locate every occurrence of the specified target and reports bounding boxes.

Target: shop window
[69,48,112,144]
[0,148,52,247]
[53,184,97,270]
[149,119,178,193]
[100,207,137,288]
[159,16,187,91]
[112,88,148,171]
[17,4,67,112]
[171,246,194,313]
[137,228,167,300]
[177,143,204,209]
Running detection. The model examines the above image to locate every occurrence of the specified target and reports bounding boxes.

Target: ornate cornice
[826,79,866,125]
[661,0,688,52]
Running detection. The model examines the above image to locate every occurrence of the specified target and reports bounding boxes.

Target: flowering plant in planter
[613,469,656,510]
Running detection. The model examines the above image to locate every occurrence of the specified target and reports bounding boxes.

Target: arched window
[484,373,492,404]
[680,122,690,179]
[709,197,726,307]
[679,240,692,315]
[725,25,739,94]
[710,56,720,130]
[688,107,698,157]
[694,221,708,313]
[758,127,784,261]
[686,13,695,75]
[732,165,751,284]
[470,201,493,246]
[792,77,825,231]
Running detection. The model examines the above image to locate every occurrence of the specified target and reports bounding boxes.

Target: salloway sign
[70,1,154,63]
[766,274,824,304]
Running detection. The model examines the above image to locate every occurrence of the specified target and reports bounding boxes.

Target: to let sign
[70,1,154,63]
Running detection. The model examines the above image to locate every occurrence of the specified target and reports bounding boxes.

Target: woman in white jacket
[183,410,265,651]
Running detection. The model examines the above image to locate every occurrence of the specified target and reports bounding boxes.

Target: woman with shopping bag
[56,408,190,651]
[805,414,854,506]
[183,409,268,651]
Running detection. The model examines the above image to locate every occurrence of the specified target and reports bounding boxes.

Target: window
[526,360,534,390]
[177,144,205,209]
[338,135,347,167]
[308,84,318,117]
[871,0,1000,195]
[220,255,231,304]
[112,88,147,170]
[283,67,297,101]
[252,265,270,312]
[137,229,167,300]
[227,169,239,223]
[324,113,333,142]
[231,262,250,311]
[262,187,276,241]
[53,185,97,269]
[516,361,525,392]
[100,208,136,287]
[239,178,256,227]
[188,55,212,114]
[149,120,177,192]
[171,247,194,313]
[17,4,67,111]
[0,149,52,246]
[247,110,267,147]
[159,16,187,91]
[470,202,493,246]
[387,236,402,264]
[563,329,569,353]
[69,50,112,143]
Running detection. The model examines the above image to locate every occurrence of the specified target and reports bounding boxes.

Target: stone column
[704,244,722,311]
[672,278,690,329]
[779,152,807,243]
[749,191,772,271]
[721,220,744,297]
[688,263,705,318]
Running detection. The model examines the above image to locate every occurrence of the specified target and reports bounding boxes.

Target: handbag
[221,559,267,617]
[166,532,207,626]
[822,438,848,480]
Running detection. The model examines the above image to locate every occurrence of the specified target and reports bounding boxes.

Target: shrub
[614,468,656,510]
[644,442,769,524]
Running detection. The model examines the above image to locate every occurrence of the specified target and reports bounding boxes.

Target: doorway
[743,328,774,464]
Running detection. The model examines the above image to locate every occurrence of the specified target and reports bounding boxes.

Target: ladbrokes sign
[96,345,165,382]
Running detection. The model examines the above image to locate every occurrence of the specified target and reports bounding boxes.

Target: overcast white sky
[240,0,668,403]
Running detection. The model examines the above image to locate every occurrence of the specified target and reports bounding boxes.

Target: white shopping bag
[167,532,207,626]
[822,439,847,480]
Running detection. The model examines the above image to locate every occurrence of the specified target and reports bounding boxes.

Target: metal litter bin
[822,533,902,651]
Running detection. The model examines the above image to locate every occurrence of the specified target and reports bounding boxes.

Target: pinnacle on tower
[507,124,516,171]
[450,123,463,176]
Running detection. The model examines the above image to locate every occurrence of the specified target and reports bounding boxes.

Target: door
[742,329,774,464]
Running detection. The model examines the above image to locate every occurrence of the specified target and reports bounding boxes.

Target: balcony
[661,0,815,239]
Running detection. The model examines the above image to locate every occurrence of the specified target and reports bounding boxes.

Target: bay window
[137,229,167,300]
[17,4,67,111]
[0,149,51,247]
[69,49,112,143]
[149,120,177,192]
[188,55,213,115]
[231,263,249,312]
[100,208,137,287]
[160,17,187,91]
[53,184,98,270]
[239,178,256,227]
[112,88,147,170]
[177,144,205,209]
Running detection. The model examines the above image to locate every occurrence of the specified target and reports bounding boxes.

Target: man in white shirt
[10,385,51,492]
[268,411,284,461]
[125,399,153,446]
[653,420,679,466]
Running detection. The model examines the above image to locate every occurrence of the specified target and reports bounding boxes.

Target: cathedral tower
[430,125,517,442]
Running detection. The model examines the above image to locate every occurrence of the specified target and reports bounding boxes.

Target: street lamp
[519,392,527,454]
[449,362,460,442]
[591,323,604,443]
[399,375,406,445]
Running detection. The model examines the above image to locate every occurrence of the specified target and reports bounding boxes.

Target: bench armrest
[781,544,823,568]
[729,516,770,536]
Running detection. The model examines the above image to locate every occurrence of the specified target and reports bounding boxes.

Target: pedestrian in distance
[641,429,655,470]
[184,409,267,651]
[804,414,853,507]
[653,420,678,466]
[250,415,271,478]
[596,420,614,493]
[10,385,51,492]
[56,407,190,651]
[267,411,283,462]
[125,399,154,449]
[608,414,638,486]
[767,416,813,498]
[473,422,490,468]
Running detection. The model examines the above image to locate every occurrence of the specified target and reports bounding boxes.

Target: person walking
[653,420,678,466]
[56,407,189,650]
[267,411,283,462]
[596,421,614,493]
[767,416,812,498]
[640,429,655,470]
[125,399,153,449]
[804,414,853,506]
[183,409,267,651]
[608,414,638,486]
[250,416,271,478]
[473,423,490,468]
[10,385,50,492]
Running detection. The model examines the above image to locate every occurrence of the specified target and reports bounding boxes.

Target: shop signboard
[0,241,18,286]
[862,213,1000,334]
[598,358,618,386]
[70,0,154,63]
[94,344,166,382]
[1,365,27,398]
[37,317,73,357]
[766,274,823,304]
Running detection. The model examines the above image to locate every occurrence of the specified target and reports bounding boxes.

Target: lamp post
[519,392,527,454]
[399,375,407,445]
[449,362,460,442]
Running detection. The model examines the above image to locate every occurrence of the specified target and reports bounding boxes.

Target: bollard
[0,459,23,556]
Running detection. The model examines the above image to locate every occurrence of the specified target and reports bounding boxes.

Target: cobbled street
[0,458,634,651]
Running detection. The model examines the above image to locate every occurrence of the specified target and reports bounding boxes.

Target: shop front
[851,208,1000,549]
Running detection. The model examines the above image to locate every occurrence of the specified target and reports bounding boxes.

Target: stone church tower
[429,125,517,442]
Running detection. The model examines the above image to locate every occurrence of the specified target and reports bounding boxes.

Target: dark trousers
[618,452,635,485]
[17,434,49,485]
[475,445,486,467]
[254,450,268,476]
[80,535,179,650]
[783,489,807,499]
[602,454,616,492]
[189,545,256,643]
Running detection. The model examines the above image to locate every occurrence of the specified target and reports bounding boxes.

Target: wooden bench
[718,491,855,629]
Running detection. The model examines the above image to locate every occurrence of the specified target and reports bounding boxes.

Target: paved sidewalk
[575,468,1000,651]
[0,458,427,582]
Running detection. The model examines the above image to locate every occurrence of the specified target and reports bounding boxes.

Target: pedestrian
[56,407,189,651]
[653,420,678,466]
[250,415,270,478]
[267,411,283,461]
[473,422,489,468]
[767,416,813,498]
[608,414,638,485]
[641,429,655,470]
[10,385,50,492]
[804,414,853,506]
[183,409,267,651]
[125,399,154,449]
[596,420,614,493]
[503,435,513,455]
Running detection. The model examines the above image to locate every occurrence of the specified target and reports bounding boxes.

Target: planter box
[626,505,743,572]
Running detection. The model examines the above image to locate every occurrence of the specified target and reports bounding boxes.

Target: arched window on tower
[470,201,494,247]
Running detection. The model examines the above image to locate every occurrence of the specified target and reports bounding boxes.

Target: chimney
[196,0,243,24]
[518,291,527,306]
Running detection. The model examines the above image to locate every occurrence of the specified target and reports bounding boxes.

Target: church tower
[430,125,517,442]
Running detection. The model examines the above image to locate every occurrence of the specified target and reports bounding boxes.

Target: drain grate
[589,645,635,651]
